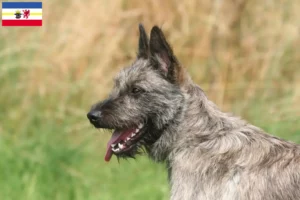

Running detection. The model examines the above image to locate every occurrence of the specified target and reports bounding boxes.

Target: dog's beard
[104,123,145,162]
[103,119,164,162]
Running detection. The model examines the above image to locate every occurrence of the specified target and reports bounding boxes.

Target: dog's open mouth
[105,123,144,162]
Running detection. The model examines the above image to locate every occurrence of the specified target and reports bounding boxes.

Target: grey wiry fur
[88,24,300,200]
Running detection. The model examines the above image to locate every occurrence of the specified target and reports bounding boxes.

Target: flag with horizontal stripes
[2,2,42,26]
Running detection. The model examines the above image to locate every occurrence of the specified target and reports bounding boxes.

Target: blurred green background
[0,0,299,199]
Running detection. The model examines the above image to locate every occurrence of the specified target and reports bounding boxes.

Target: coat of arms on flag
[2,2,42,26]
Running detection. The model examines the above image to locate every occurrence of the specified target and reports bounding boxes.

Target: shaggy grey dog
[87,24,300,200]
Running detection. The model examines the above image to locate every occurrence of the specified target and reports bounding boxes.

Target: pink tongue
[105,131,122,162]
[104,129,135,162]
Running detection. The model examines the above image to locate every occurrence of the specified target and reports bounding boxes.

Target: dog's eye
[132,87,143,94]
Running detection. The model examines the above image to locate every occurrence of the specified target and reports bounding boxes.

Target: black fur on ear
[137,24,149,59]
[149,26,181,84]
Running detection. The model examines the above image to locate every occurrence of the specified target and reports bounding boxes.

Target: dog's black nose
[87,110,101,122]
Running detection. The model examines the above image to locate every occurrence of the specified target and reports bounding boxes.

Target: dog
[87,24,300,200]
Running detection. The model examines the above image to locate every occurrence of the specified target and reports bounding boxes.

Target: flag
[2,2,42,26]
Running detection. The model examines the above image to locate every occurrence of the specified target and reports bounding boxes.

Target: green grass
[0,113,169,200]
[0,78,169,199]
[0,78,299,200]
[0,52,299,200]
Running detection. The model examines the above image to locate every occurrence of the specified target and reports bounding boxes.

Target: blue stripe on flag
[2,2,42,9]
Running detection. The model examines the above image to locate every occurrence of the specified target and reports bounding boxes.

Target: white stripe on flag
[2,16,42,20]
[2,8,43,13]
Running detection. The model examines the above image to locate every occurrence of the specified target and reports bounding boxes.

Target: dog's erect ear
[137,24,149,59]
[149,26,182,84]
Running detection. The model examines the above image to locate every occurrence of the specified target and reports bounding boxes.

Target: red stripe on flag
[2,20,42,26]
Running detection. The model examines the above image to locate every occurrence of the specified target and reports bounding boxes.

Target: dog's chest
[168,154,240,200]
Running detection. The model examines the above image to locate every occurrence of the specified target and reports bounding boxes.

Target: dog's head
[87,24,187,162]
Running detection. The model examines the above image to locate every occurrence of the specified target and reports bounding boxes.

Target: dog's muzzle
[87,110,103,128]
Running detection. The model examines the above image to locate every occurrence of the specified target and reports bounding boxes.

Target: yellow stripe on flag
[2,12,42,16]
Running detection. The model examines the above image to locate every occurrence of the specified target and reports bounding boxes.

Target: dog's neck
[146,94,185,162]
[148,80,244,162]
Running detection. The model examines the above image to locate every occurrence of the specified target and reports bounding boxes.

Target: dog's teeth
[126,137,131,141]
[138,123,143,129]
[131,132,136,137]
[118,143,125,149]
[111,144,116,148]
[135,128,139,133]
[112,148,120,152]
